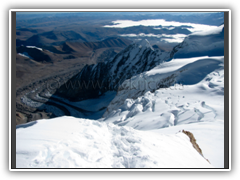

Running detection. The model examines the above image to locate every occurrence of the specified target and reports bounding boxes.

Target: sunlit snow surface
[26,46,43,51]
[16,117,213,168]
[18,52,33,59]
[102,56,224,168]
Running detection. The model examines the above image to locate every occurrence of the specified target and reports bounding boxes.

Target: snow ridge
[170,25,224,59]
[16,117,213,168]
[137,39,154,51]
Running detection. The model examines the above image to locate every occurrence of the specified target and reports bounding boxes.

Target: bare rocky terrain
[16,37,131,125]
[16,57,84,125]
[15,12,135,126]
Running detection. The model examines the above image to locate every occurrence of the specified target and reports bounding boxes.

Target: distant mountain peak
[170,25,224,59]
[135,39,154,51]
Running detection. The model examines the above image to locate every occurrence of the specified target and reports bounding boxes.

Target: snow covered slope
[16,24,225,169]
[100,55,224,168]
[101,55,224,168]
[103,56,224,118]
[103,26,224,121]
[16,117,212,168]
[170,25,224,58]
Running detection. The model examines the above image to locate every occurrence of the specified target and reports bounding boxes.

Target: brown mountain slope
[59,37,132,52]
[19,30,88,47]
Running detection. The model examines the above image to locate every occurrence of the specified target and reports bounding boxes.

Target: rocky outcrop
[182,130,210,163]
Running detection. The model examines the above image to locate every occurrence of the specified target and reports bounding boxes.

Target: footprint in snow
[201,101,217,118]
[194,108,204,121]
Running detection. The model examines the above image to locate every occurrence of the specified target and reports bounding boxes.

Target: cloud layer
[104,19,222,43]
[120,33,187,43]
[104,19,219,34]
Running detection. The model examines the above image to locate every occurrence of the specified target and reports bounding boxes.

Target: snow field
[104,85,223,129]
[101,56,224,168]
[26,46,43,51]
[18,52,33,59]
[16,117,213,168]
[103,86,224,168]
[151,120,224,168]
[103,56,224,126]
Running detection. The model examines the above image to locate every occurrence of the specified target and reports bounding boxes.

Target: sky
[16,11,221,20]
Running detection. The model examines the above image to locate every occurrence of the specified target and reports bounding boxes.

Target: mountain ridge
[54,39,171,101]
[170,25,224,59]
